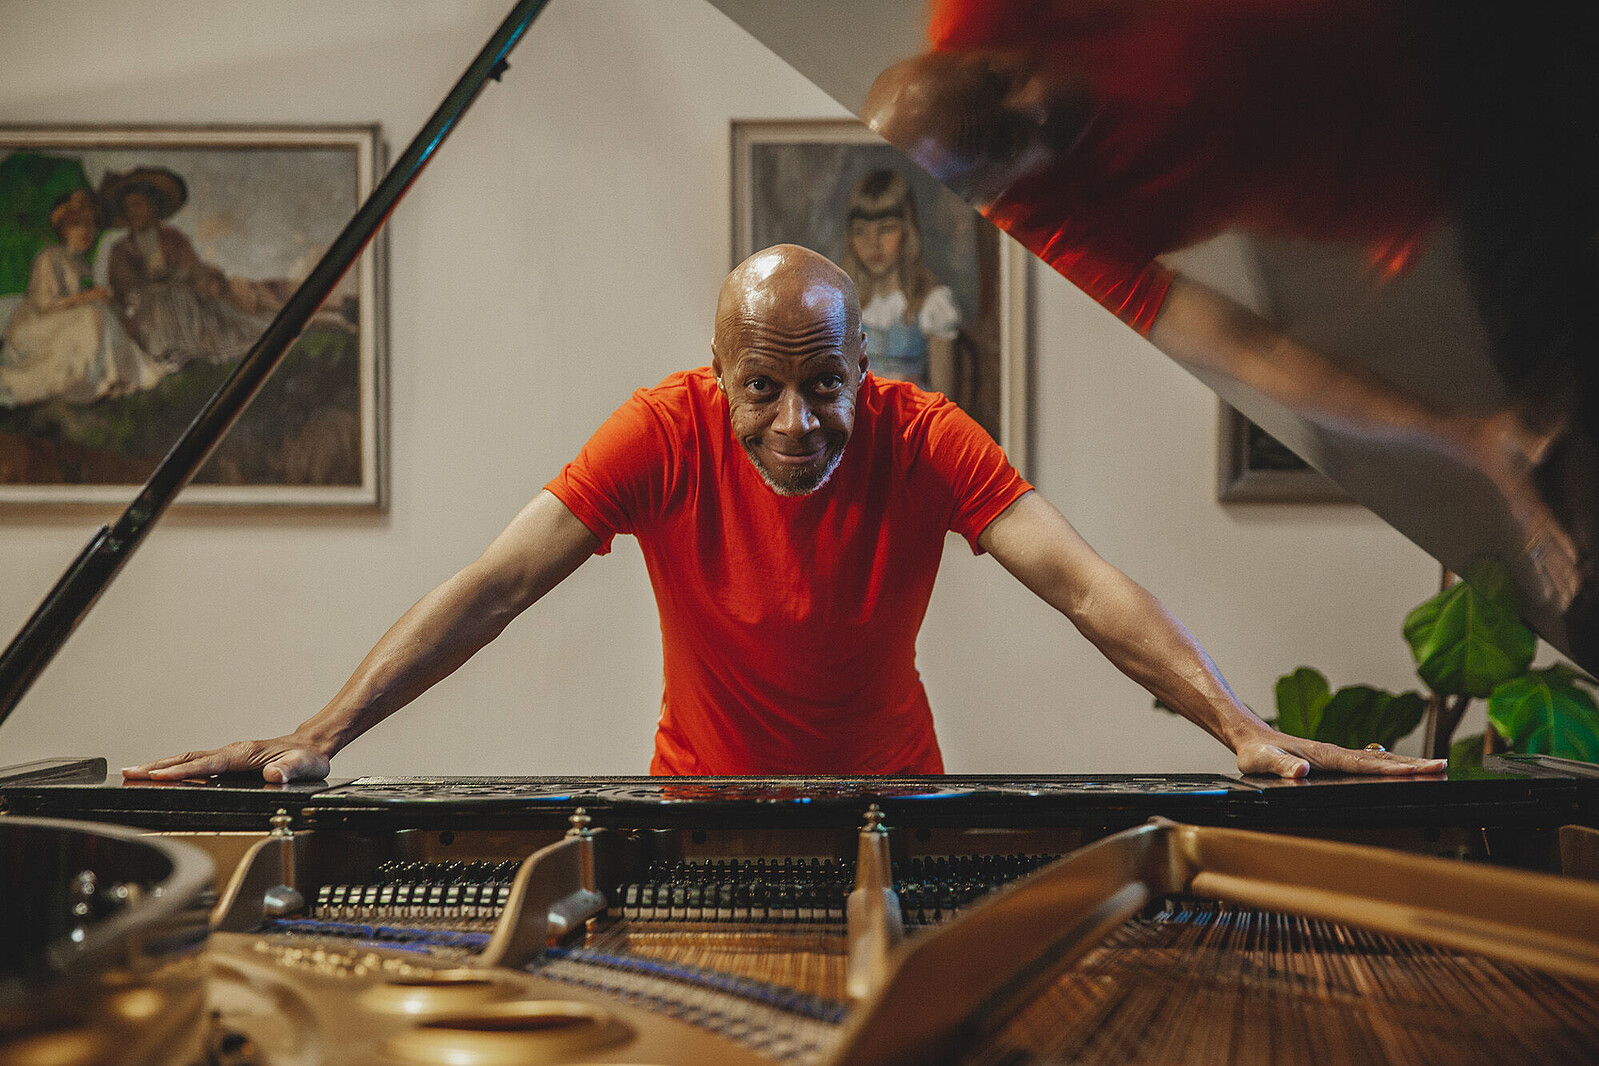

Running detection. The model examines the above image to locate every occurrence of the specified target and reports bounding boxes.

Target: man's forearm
[293,491,600,758]
[1066,567,1269,750]
[123,492,600,783]
[982,492,1445,778]
[291,567,526,758]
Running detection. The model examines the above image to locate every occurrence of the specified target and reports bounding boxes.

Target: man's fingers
[1239,734,1448,779]
[121,754,194,777]
[124,742,265,780]
[1360,752,1447,776]
[143,753,239,779]
[122,751,222,778]
[1310,742,1447,777]
[124,737,330,785]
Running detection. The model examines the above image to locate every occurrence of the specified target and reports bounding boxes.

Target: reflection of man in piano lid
[124,245,1445,784]
[864,0,1446,270]
[864,0,1584,610]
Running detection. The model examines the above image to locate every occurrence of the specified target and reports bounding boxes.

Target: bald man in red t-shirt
[126,245,1443,782]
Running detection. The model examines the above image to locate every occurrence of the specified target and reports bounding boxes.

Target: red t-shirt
[545,368,1033,775]
[928,0,1442,327]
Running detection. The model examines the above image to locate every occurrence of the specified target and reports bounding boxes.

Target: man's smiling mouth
[761,442,825,463]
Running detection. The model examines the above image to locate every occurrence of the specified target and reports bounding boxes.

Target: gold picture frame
[0,124,386,508]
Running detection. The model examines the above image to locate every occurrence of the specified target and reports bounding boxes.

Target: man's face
[714,280,868,497]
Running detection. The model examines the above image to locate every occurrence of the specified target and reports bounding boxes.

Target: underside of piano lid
[704,0,1599,671]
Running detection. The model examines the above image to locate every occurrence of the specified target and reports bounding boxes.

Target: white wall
[0,0,1439,779]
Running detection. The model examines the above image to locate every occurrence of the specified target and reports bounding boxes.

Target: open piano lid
[705,0,1599,671]
[1,0,1593,741]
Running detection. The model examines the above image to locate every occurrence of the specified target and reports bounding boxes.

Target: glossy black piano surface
[3,760,1593,866]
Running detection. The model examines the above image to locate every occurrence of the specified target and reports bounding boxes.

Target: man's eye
[814,375,844,393]
[745,378,772,395]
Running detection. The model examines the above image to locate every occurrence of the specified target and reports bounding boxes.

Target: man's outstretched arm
[978,491,1447,777]
[123,491,601,783]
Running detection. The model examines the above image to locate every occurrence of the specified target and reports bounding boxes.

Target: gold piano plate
[360,970,525,1016]
[377,1000,630,1066]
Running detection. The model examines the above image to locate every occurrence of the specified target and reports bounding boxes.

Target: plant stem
[1420,565,1458,759]
[1434,693,1473,757]
[1423,691,1444,758]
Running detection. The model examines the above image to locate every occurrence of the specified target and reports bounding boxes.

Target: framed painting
[0,125,385,507]
[731,119,1030,473]
[1216,405,1347,502]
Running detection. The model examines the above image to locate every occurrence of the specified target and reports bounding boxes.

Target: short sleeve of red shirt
[929,0,1053,49]
[543,376,688,555]
[906,390,1034,552]
[995,199,1174,337]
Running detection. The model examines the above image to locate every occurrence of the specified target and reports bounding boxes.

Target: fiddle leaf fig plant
[1487,664,1599,762]
[1271,556,1599,763]
[1274,667,1426,751]
[1402,557,1536,697]
[1273,666,1331,738]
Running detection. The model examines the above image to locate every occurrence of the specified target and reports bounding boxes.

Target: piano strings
[965,898,1599,1065]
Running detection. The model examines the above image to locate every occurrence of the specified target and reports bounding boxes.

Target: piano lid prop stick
[0,0,555,729]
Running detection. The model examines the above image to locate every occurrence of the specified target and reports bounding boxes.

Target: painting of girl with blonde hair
[840,169,963,395]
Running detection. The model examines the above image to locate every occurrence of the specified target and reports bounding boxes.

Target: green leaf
[1403,557,1536,697]
[1449,732,1485,770]
[1487,666,1599,762]
[1275,668,1332,739]
[1312,686,1428,750]
[1459,555,1519,607]
[0,152,95,295]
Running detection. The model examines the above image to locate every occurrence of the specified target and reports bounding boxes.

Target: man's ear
[857,331,869,384]
[711,350,724,390]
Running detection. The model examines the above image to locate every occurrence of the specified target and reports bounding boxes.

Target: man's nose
[772,388,819,437]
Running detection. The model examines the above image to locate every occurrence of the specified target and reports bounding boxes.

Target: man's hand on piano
[122,735,331,783]
[1234,730,1447,778]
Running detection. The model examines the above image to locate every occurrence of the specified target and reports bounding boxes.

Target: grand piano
[4,1,1599,1063]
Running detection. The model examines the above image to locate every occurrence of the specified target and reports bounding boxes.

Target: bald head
[713,244,861,359]
[711,245,869,496]
[864,50,1092,207]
